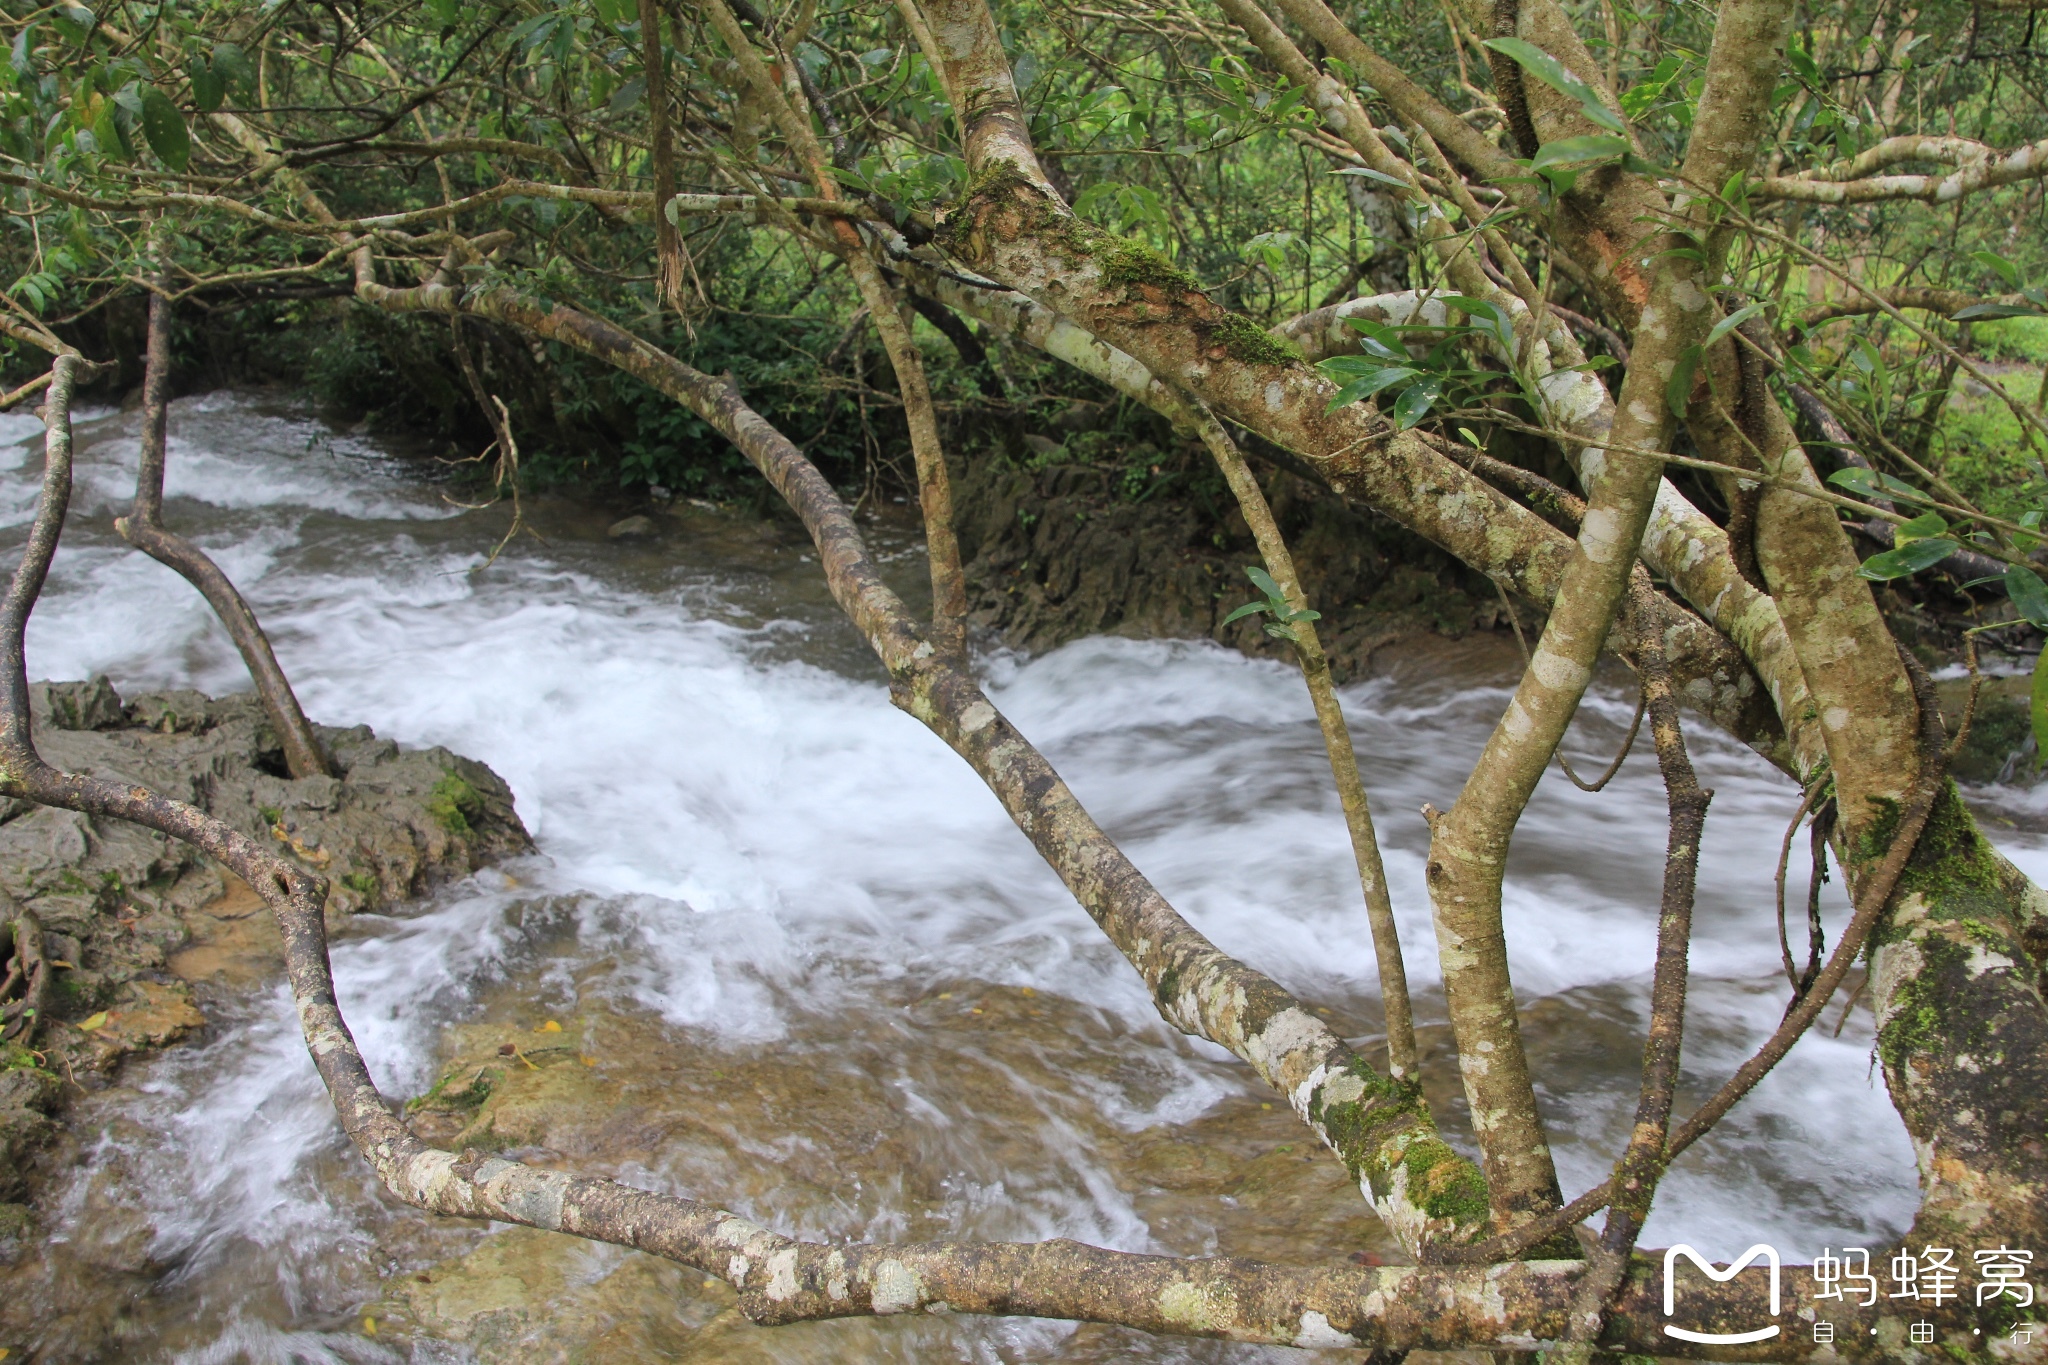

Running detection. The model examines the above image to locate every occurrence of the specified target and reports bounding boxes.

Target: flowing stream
[1,392,2039,1363]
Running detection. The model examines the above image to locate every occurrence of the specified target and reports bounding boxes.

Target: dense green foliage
[0,0,2043,522]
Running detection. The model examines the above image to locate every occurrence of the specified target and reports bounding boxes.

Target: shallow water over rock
[1,393,2040,1362]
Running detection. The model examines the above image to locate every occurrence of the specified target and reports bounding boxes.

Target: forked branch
[115,288,332,779]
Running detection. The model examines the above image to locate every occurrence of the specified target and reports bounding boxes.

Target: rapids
[1,392,2033,1362]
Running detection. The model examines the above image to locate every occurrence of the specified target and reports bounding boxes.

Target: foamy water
[2,393,2019,1361]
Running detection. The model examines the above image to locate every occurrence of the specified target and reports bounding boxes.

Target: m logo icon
[1663,1244,1782,1345]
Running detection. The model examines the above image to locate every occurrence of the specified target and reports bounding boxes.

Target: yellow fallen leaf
[76,1011,109,1032]
[50,959,74,969]
[936,993,952,1000]
[1019,987,1035,997]
[580,1054,596,1067]
[362,1317,377,1336]
[535,1020,562,1033]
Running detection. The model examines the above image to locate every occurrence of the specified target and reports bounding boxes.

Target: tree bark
[114,288,331,779]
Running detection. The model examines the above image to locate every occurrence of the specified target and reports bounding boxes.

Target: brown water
[0,392,2022,1362]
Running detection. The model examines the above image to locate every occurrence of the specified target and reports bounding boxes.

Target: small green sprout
[1221,566,1321,642]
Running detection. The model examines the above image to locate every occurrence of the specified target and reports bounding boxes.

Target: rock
[0,1104,55,1200]
[0,1201,30,1265]
[0,1066,60,1113]
[380,986,1402,1360]
[606,514,656,539]
[120,688,211,734]
[32,678,125,731]
[0,683,533,1214]
[375,1225,724,1362]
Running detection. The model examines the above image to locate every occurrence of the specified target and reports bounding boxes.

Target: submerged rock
[606,514,658,539]
[0,676,530,1209]
[369,982,1409,1362]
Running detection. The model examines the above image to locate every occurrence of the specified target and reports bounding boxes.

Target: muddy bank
[953,452,1506,679]
[0,677,529,1240]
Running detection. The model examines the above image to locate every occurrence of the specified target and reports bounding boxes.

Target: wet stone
[0,677,531,1225]
[606,514,658,539]
[368,978,1405,1362]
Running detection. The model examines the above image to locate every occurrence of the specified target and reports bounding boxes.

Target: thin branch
[1190,405,1420,1082]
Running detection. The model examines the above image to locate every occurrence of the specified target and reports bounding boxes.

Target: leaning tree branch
[1753,136,2048,203]
[894,262,1792,776]
[113,286,331,778]
[1188,405,1421,1082]
[702,0,969,655]
[1556,576,1711,1351]
[1797,286,2034,331]
[345,266,1491,1255]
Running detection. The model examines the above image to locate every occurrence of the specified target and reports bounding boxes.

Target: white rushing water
[5,393,2037,1361]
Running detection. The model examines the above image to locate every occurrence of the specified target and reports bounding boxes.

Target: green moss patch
[1205,312,1299,367]
[1096,235,1202,295]
[408,1066,500,1114]
[427,774,482,836]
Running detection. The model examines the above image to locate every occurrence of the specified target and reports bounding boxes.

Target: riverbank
[0,678,529,1249]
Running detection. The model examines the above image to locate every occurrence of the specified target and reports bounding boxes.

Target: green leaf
[1666,345,1702,418]
[1246,565,1285,602]
[1953,303,2045,322]
[1332,166,1409,189]
[1530,135,1630,170]
[1825,466,1929,504]
[1701,302,1765,354]
[2034,645,2048,760]
[1320,353,1398,378]
[1971,250,2022,290]
[1619,54,1682,118]
[1440,295,1514,352]
[1391,376,1444,429]
[1892,511,1948,544]
[49,5,93,41]
[139,86,189,171]
[1221,600,1270,626]
[2007,565,2048,629]
[211,42,256,93]
[90,98,127,160]
[1323,364,1418,410]
[1788,41,1821,88]
[1482,38,1628,134]
[608,75,646,113]
[1856,537,1957,580]
[1340,317,1408,360]
[189,61,225,113]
